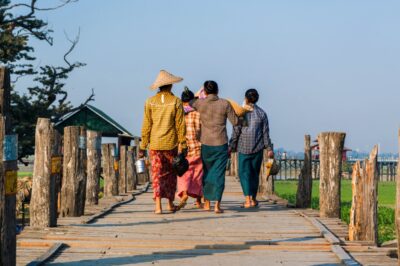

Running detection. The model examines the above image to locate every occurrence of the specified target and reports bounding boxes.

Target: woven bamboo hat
[149,70,183,90]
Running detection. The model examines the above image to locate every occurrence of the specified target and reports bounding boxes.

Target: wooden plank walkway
[16,176,395,265]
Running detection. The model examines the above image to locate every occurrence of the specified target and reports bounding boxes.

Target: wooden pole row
[294,132,384,248]
[30,121,139,228]
[296,135,312,208]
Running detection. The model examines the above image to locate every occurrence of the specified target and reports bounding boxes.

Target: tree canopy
[0,0,87,161]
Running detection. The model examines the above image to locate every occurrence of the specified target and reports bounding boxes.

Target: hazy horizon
[13,0,400,153]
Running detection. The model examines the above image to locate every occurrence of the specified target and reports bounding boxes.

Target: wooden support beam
[0,66,16,266]
[348,145,378,245]
[102,143,118,196]
[60,126,87,217]
[296,135,312,208]
[126,146,137,191]
[0,116,5,265]
[319,132,346,218]
[258,150,274,198]
[30,118,58,227]
[119,145,128,194]
[86,130,102,205]
[230,152,238,177]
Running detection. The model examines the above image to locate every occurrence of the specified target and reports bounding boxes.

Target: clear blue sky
[16,0,400,153]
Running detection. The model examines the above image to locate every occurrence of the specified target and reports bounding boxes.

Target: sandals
[214,209,224,214]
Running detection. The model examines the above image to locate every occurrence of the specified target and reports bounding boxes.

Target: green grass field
[275,180,395,244]
[18,172,33,177]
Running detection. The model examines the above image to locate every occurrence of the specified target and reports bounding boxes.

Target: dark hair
[181,86,194,103]
[203,80,218,95]
[159,84,172,91]
[245,88,259,104]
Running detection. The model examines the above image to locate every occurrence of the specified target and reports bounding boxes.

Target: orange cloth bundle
[227,99,249,117]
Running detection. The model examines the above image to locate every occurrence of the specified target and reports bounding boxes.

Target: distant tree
[0,0,91,162]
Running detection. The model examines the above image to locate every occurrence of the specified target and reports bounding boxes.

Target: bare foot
[195,201,204,209]
[214,208,224,214]
[215,201,223,213]
[242,201,252,208]
[203,200,211,211]
[167,205,178,213]
[251,199,259,207]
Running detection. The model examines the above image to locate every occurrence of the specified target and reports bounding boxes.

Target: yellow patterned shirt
[140,91,187,151]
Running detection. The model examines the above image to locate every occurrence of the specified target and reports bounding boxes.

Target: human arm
[140,100,152,151]
[226,101,240,126]
[229,125,242,153]
[262,112,274,157]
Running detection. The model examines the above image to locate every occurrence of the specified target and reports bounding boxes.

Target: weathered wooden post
[102,143,118,196]
[0,67,17,266]
[395,129,400,261]
[126,146,137,191]
[86,130,102,205]
[319,132,346,218]
[296,135,312,208]
[229,152,238,177]
[348,145,378,244]
[119,145,128,194]
[30,118,58,227]
[60,126,87,217]
[0,116,6,265]
[258,150,274,198]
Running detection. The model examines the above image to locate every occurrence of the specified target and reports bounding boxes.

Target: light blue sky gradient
[16,0,400,152]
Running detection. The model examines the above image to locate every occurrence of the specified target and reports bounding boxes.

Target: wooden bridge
[1,68,399,265]
[17,176,396,265]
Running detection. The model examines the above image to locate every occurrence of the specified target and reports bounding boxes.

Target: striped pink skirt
[177,155,203,198]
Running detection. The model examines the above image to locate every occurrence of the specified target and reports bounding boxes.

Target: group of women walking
[139,70,273,214]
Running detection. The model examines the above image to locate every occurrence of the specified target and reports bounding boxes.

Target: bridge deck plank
[16,176,391,265]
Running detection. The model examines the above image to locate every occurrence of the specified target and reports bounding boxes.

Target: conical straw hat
[227,99,248,117]
[150,70,183,90]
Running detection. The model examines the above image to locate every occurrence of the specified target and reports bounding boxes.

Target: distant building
[311,140,352,161]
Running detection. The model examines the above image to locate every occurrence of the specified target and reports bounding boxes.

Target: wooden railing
[275,158,397,181]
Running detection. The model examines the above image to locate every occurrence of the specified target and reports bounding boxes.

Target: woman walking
[140,70,187,214]
[191,81,239,213]
[230,89,274,208]
[176,88,203,209]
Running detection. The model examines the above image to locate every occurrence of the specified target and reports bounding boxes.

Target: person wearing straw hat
[191,80,240,214]
[139,70,187,214]
[229,89,274,208]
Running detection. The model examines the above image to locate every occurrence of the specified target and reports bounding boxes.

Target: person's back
[142,91,184,150]
[236,104,271,154]
[185,110,201,157]
[193,95,238,146]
